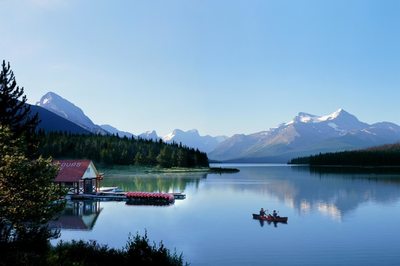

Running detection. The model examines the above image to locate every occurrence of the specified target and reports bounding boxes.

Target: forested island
[290,143,400,166]
[38,131,209,168]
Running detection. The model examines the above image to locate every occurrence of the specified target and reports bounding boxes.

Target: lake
[53,164,400,266]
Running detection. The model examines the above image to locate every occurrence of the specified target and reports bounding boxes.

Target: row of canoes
[125,192,175,206]
[126,192,175,202]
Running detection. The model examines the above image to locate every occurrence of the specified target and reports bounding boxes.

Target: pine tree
[0,62,65,253]
[0,60,39,157]
[157,146,172,168]
[0,126,66,264]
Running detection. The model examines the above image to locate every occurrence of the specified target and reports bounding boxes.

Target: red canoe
[252,214,288,223]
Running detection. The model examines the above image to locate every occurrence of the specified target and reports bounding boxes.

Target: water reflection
[52,171,206,231]
[307,165,400,176]
[255,218,287,228]
[54,166,400,231]
[50,201,102,230]
[101,171,207,193]
[236,166,400,221]
[54,166,400,266]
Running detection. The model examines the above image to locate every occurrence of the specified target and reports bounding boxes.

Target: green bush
[48,232,187,266]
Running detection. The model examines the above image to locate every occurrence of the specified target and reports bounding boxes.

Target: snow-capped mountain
[36,93,398,161]
[35,92,227,153]
[100,124,135,138]
[209,109,400,162]
[37,92,108,135]
[162,129,227,153]
[30,104,91,134]
[138,130,159,141]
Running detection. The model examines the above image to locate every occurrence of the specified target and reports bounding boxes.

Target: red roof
[54,160,92,182]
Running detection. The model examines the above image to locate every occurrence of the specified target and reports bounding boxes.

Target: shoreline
[99,165,240,174]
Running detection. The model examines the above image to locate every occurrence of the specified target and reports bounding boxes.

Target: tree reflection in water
[101,169,207,193]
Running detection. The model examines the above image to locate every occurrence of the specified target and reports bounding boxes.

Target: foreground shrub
[48,232,186,266]
[124,232,185,266]
[48,240,124,266]
[0,226,53,266]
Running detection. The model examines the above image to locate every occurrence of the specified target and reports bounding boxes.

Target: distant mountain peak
[37,91,108,135]
[164,129,201,142]
[40,91,61,99]
[162,129,227,153]
[294,112,318,123]
[297,112,317,117]
[37,92,81,114]
[39,92,56,105]
[289,108,356,125]
[319,108,350,121]
[138,130,159,141]
[188,129,199,134]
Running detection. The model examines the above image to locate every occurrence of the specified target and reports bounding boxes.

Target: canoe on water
[252,214,288,223]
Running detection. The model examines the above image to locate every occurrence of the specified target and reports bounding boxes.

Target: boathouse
[54,160,103,194]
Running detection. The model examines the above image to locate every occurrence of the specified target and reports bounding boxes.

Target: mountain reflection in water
[54,165,400,232]
[232,165,400,221]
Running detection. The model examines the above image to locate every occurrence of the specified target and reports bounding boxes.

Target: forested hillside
[38,131,209,168]
[290,143,400,166]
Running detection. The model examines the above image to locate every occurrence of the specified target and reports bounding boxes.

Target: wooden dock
[70,192,186,202]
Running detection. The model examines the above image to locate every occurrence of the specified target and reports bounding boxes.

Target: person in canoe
[272,210,278,218]
[259,208,266,217]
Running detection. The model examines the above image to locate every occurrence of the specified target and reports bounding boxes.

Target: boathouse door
[83,179,94,194]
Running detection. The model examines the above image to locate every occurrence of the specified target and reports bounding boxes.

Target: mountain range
[163,129,227,153]
[33,92,400,162]
[34,92,226,152]
[209,109,400,162]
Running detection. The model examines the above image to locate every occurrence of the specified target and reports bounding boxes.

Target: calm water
[54,164,400,266]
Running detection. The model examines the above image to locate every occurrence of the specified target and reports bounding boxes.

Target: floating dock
[70,192,186,203]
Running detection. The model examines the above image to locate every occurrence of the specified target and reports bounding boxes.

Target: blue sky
[1,0,399,136]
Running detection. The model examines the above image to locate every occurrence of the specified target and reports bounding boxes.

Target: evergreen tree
[0,126,65,243]
[0,63,65,262]
[157,146,172,168]
[0,60,39,157]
